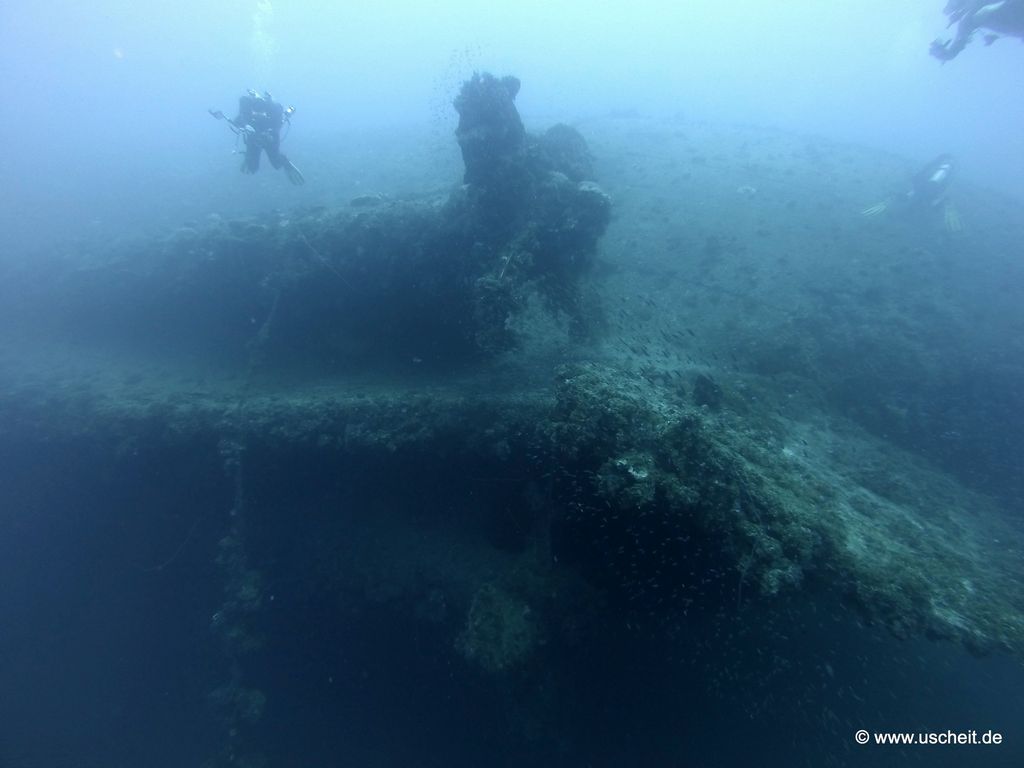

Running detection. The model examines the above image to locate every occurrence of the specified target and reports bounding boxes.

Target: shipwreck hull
[2,76,1024,766]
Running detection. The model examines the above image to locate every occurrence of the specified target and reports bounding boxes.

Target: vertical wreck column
[208,437,266,768]
[454,73,531,231]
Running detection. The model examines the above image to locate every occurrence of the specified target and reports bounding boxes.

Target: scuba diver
[210,90,305,185]
[931,0,1024,61]
[861,154,963,232]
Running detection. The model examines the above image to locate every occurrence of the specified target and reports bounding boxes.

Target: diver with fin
[210,90,305,185]
[861,154,962,232]
[931,0,1024,61]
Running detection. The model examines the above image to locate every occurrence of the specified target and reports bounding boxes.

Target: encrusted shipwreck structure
[1,73,609,371]
[1,74,1022,766]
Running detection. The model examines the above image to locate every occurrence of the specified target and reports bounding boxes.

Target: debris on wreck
[2,74,1024,768]
[2,72,611,370]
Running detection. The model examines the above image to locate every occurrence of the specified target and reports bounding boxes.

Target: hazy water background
[2,0,1022,256]
[2,2,1024,768]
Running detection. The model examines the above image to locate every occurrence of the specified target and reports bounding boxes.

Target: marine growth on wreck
[1,72,1022,767]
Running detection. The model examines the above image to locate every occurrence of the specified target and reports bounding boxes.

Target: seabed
[1,83,1022,766]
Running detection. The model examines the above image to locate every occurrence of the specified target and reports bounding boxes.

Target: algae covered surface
[1,107,1023,767]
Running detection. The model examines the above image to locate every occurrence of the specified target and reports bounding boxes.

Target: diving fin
[943,200,963,233]
[284,161,305,186]
[860,200,889,217]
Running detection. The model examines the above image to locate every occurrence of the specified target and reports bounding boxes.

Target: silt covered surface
[1,83,1023,766]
